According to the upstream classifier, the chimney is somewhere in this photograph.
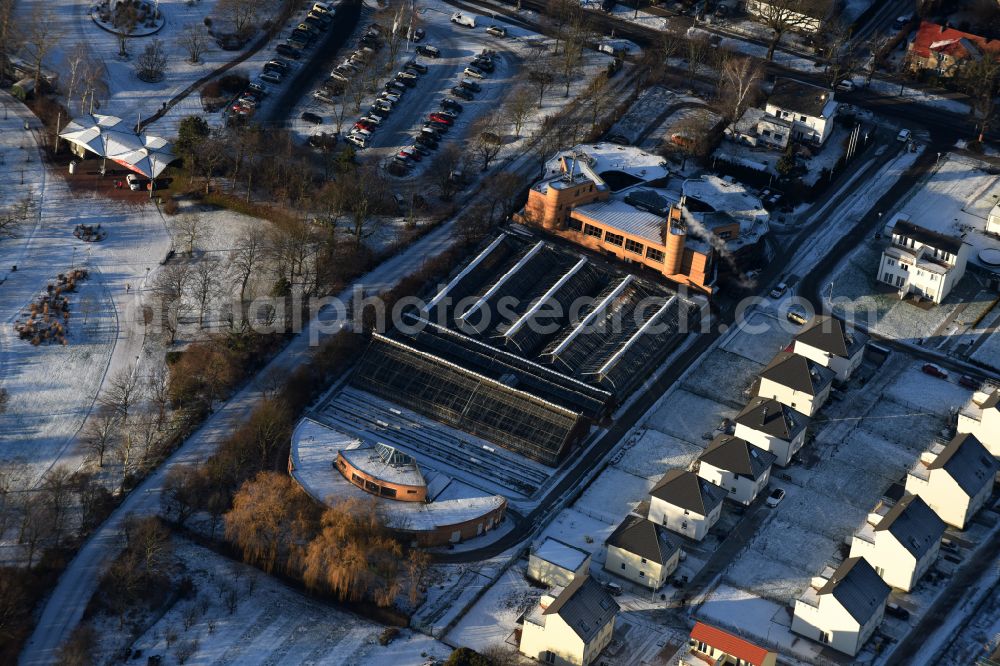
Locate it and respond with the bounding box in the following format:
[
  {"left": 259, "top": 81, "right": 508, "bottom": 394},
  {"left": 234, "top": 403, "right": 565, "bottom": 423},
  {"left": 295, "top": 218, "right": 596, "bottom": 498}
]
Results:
[{"left": 920, "top": 450, "right": 937, "bottom": 466}]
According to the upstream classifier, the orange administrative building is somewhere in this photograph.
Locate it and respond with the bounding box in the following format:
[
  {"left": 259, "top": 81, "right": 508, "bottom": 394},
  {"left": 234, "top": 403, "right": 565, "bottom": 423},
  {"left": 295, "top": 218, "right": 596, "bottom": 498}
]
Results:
[{"left": 515, "top": 146, "right": 767, "bottom": 294}]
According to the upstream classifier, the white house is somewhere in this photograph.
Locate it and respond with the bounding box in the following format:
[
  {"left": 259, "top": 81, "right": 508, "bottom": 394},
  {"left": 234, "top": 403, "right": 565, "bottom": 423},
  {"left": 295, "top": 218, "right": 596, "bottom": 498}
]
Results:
[
  {"left": 648, "top": 469, "right": 726, "bottom": 541},
  {"left": 793, "top": 316, "right": 868, "bottom": 383},
  {"left": 520, "top": 575, "right": 619, "bottom": 666},
  {"left": 697, "top": 435, "right": 776, "bottom": 506},
  {"left": 757, "top": 351, "right": 835, "bottom": 416},
  {"left": 989, "top": 201, "right": 1000, "bottom": 235},
  {"left": 791, "top": 557, "right": 891, "bottom": 657},
  {"left": 957, "top": 383, "right": 1000, "bottom": 457},
  {"left": 528, "top": 537, "right": 592, "bottom": 587},
  {"left": 848, "top": 495, "right": 945, "bottom": 592},
  {"left": 734, "top": 396, "right": 810, "bottom": 467},
  {"left": 905, "top": 433, "right": 998, "bottom": 529},
  {"left": 727, "top": 78, "right": 838, "bottom": 149},
  {"left": 604, "top": 514, "right": 680, "bottom": 590},
  {"left": 877, "top": 218, "right": 970, "bottom": 304}
]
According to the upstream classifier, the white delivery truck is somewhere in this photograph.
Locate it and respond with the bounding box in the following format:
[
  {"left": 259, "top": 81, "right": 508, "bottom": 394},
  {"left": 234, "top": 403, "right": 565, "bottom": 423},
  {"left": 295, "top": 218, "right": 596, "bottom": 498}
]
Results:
[{"left": 451, "top": 12, "right": 476, "bottom": 28}]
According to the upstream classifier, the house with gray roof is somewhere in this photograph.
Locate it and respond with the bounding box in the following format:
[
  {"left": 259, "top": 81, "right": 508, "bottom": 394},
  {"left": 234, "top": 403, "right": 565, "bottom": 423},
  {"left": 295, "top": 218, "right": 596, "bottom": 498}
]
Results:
[
  {"left": 734, "top": 396, "right": 810, "bottom": 467},
  {"left": 728, "top": 77, "right": 838, "bottom": 148},
  {"left": 757, "top": 351, "right": 835, "bottom": 416},
  {"left": 878, "top": 217, "right": 970, "bottom": 304},
  {"left": 604, "top": 514, "right": 680, "bottom": 590},
  {"left": 849, "top": 495, "right": 945, "bottom": 592},
  {"left": 520, "top": 575, "right": 619, "bottom": 666},
  {"left": 696, "top": 435, "right": 777, "bottom": 506},
  {"left": 792, "top": 557, "right": 891, "bottom": 656},
  {"left": 648, "top": 469, "right": 726, "bottom": 541},
  {"left": 958, "top": 382, "right": 1000, "bottom": 457},
  {"left": 793, "top": 315, "right": 869, "bottom": 382},
  {"left": 906, "top": 433, "right": 999, "bottom": 529}
]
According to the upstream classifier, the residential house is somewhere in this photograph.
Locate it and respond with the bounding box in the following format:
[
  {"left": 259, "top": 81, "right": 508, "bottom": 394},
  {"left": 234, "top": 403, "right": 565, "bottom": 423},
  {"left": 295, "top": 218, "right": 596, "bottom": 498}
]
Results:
[
  {"left": 877, "top": 217, "right": 970, "bottom": 304},
  {"left": 727, "top": 79, "right": 838, "bottom": 149},
  {"left": 793, "top": 315, "right": 868, "bottom": 382},
  {"left": 604, "top": 514, "right": 680, "bottom": 590},
  {"left": 745, "top": 0, "right": 834, "bottom": 33},
  {"left": 520, "top": 575, "right": 619, "bottom": 666},
  {"left": 648, "top": 469, "right": 726, "bottom": 541},
  {"left": 696, "top": 435, "right": 776, "bottom": 506},
  {"left": 757, "top": 351, "right": 835, "bottom": 416},
  {"left": 528, "top": 537, "right": 592, "bottom": 587},
  {"left": 958, "top": 383, "right": 1000, "bottom": 457},
  {"left": 689, "top": 622, "right": 778, "bottom": 666},
  {"left": 906, "top": 21, "right": 1000, "bottom": 77},
  {"left": 848, "top": 495, "right": 945, "bottom": 592},
  {"left": 906, "top": 433, "right": 999, "bottom": 529},
  {"left": 734, "top": 396, "right": 810, "bottom": 467},
  {"left": 791, "top": 557, "right": 891, "bottom": 657}
]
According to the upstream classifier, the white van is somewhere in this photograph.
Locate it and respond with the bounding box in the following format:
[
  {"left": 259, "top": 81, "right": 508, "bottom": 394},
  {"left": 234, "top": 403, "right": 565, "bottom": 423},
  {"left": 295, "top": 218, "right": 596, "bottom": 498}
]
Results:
[
  {"left": 451, "top": 12, "right": 476, "bottom": 28},
  {"left": 346, "top": 133, "right": 368, "bottom": 149}
]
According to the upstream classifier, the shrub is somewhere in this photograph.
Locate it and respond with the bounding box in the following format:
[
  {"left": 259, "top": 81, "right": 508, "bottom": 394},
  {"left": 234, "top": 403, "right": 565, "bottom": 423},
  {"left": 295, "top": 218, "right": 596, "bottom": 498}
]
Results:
[
  {"left": 378, "top": 627, "right": 400, "bottom": 646},
  {"left": 163, "top": 196, "right": 179, "bottom": 215}
]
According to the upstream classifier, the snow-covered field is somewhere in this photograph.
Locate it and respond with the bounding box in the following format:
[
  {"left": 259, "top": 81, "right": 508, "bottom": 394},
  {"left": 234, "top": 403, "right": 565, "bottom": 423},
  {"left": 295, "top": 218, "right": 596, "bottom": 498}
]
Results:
[
  {"left": 644, "top": 388, "right": 736, "bottom": 444},
  {"left": 90, "top": 537, "right": 451, "bottom": 665},
  {"left": 446, "top": 562, "right": 540, "bottom": 654}
]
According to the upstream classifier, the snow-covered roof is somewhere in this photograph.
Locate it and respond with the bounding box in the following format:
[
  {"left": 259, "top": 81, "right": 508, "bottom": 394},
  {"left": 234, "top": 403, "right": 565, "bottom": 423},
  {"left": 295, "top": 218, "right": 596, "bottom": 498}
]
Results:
[
  {"left": 542, "top": 143, "right": 669, "bottom": 188},
  {"left": 532, "top": 537, "right": 590, "bottom": 572},
  {"left": 340, "top": 444, "right": 425, "bottom": 487},
  {"left": 681, "top": 175, "right": 768, "bottom": 224},
  {"left": 573, "top": 199, "right": 665, "bottom": 244},
  {"left": 289, "top": 419, "right": 506, "bottom": 532}
]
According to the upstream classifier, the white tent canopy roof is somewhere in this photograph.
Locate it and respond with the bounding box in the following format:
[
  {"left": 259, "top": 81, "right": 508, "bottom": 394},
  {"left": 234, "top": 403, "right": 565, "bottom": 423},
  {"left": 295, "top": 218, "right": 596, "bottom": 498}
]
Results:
[{"left": 59, "top": 116, "right": 176, "bottom": 178}]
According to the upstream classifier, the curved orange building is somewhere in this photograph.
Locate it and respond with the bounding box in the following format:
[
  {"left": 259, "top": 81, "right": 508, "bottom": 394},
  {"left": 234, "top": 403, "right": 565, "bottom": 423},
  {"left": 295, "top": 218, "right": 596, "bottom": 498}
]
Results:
[{"left": 336, "top": 444, "right": 427, "bottom": 502}]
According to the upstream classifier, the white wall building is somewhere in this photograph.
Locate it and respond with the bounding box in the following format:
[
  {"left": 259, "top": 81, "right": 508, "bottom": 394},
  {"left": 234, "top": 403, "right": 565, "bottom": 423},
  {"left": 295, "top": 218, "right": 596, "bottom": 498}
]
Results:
[
  {"left": 763, "top": 78, "right": 838, "bottom": 145},
  {"left": 957, "top": 383, "right": 1000, "bottom": 457},
  {"left": 696, "top": 435, "right": 776, "bottom": 506},
  {"left": 877, "top": 218, "right": 970, "bottom": 304},
  {"left": 520, "top": 575, "right": 618, "bottom": 666},
  {"left": 988, "top": 201, "right": 1000, "bottom": 235},
  {"left": 906, "top": 433, "right": 998, "bottom": 529},
  {"left": 734, "top": 396, "right": 810, "bottom": 467},
  {"left": 604, "top": 514, "right": 680, "bottom": 590},
  {"left": 528, "top": 537, "right": 592, "bottom": 588},
  {"left": 848, "top": 495, "right": 945, "bottom": 592},
  {"left": 791, "top": 557, "right": 890, "bottom": 657},
  {"left": 648, "top": 469, "right": 726, "bottom": 541},
  {"left": 793, "top": 316, "right": 868, "bottom": 382},
  {"left": 757, "top": 351, "right": 835, "bottom": 417}
]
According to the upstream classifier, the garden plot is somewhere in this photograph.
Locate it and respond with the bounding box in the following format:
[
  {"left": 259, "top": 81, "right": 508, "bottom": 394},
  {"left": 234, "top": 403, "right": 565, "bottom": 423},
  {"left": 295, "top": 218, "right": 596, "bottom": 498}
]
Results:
[
  {"left": 91, "top": 538, "right": 451, "bottom": 666},
  {"left": 537, "top": 507, "right": 617, "bottom": 556},
  {"left": 808, "top": 458, "right": 899, "bottom": 512},
  {"left": 573, "top": 466, "right": 656, "bottom": 525},
  {"left": 645, "top": 389, "right": 735, "bottom": 445},
  {"left": 884, "top": 367, "right": 972, "bottom": 415},
  {"left": 680, "top": 349, "right": 763, "bottom": 407},
  {"left": 722, "top": 546, "right": 814, "bottom": 604},
  {"left": 856, "top": 398, "right": 946, "bottom": 450},
  {"left": 778, "top": 490, "right": 867, "bottom": 543},
  {"left": 446, "top": 562, "right": 542, "bottom": 654},
  {"left": 721, "top": 311, "right": 793, "bottom": 365},
  {"left": 973, "top": 328, "right": 1000, "bottom": 371},
  {"left": 612, "top": 428, "right": 702, "bottom": 481}
]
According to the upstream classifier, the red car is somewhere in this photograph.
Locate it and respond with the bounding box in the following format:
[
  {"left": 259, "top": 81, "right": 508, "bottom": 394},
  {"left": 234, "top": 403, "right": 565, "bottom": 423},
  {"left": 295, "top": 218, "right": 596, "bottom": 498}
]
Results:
[
  {"left": 354, "top": 120, "right": 375, "bottom": 131},
  {"left": 399, "top": 147, "right": 422, "bottom": 162},
  {"left": 922, "top": 363, "right": 948, "bottom": 379},
  {"left": 428, "top": 113, "right": 454, "bottom": 125}
]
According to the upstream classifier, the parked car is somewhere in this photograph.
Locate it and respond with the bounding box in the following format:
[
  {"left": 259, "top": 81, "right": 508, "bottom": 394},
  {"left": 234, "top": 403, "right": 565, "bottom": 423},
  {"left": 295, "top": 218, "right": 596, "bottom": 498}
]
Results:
[
  {"left": 379, "top": 91, "right": 401, "bottom": 104},
  {"left": 959, "top": 374, "right": 982, "bottom": 390},
  {"left": 885, "top": 602, "right": 910, "bottom": 621},
  {"left": 417, "top": 45, "right": 440, "bottom": 58},
  {"left": 451, "top": 86, "right": 474, "bottom": 100},
  {"left": 394, "top": 74, "right": 417, "bottom": 88},
  {"left": 354, "top": 119, "right": 375, "bottom": 132},
  {"left": 429, "top": 112, "right": 454, "bottom": 125},
  {"left": 835, "top": 79, "right": 855, "bottom": 92},
  {"left": 472, "top": 57, "right": 494, "bottom": 72},
  {"left": 897, "top": 128, "right": 911, "bottom": 142},
  {"left": 411, "top": 143, "right": 431, "bottom": 157},
  {"left": 786, "top": 306, "right": 809, "bottom": 326},
  {"left": 385, "top": 80, "right": 407, "bottom": 93},
  {"left": 451, "top": 12, "right": 476, "bottom": 28},
  {"left": 301, "top": 111, "right": 323, "bottom": 125},
  {"left": 304, "top": 15, "right": 327, "bottom": 31},
  {"left": 368, "top": 105, "right": 389, "bottom": 118},
  {"left": 411, "top": 27, "right": 426, "bottom": 41},
  {"left": 406, "top": 60, "right": 428, "bottom": 74},
  {"left": 921, "top": 363, "right": 948, "bottom": 379},
  {"left": 766, "top": 488, "right": 785, "bottom": 507},
  {"left": 459, "top": 79, "right": 481, "bottom": 93},
  {"left": 346, "top": 134, "right": 368, "bottom": 149},
  {"left": 264, "top": 59, "right": 289, "bottom": 73},
  {"left": 260, "top": 71, "right": 283, "bottom": 84},
  {"left": 464, "top": 66, "right": 486, "bottom": 79},
  {"left": 425, "top": 120, "right": 449, "bottom": 132},
  {"left": 415, "top": 135, "right": 438, "bottom": 149},
  {"left": 435, "top": 109, "right": 458, "bottom": 120},
  {"left": 361, "top": 114, "right": 383, "bottom": 126},
  {"left": 397, "top": 70, "right": 418, "bottom": 81},
  {"left": 399, "top": 147, "right": 422, "bottom": 162},
  {"left": 605, "top": 582, "right": 622, "bottom": 596},
  {"left": 769, "top": 282, "right": 787, "bottom": 299},
  {"left": 276, "top": 44, "right": 302, "bottom": 59},
  {"left": 893, "top": 14, "right": 912, "bottom": 30},
  {"left": 126, "top": 173, "right": 144, "bottom": 191},
  {"left": 486, "top": 25, "right": 507, "bottom": 37},
  {"left": 441, "top": 98, "right": 463, "bottom": 112},
  {"left": 247, "top": 81, "right": 269, "bottom": 96}
]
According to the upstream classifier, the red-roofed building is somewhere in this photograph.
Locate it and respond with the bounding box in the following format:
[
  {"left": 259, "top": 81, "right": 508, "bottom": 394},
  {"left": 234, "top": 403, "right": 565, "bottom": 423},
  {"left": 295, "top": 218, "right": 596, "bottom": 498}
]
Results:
[
  {"left": 689, "top": 622, "right": 778, "bottom": 666},
  {"left": 906, "top": 21, "right": 1000, "bottom": 77}
]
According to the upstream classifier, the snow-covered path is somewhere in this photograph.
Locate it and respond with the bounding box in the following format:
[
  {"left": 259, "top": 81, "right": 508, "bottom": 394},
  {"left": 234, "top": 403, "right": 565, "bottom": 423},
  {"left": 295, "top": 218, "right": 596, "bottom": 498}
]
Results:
[{"left": 18, "top": 214, "right": 458, "bottom": 665}]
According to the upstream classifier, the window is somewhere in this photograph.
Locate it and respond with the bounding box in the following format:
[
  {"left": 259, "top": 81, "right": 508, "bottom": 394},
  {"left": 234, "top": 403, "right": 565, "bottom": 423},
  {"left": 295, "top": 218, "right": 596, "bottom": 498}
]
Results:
[
  {"left": 883, "top": 272, "right": 893, "bottom": 284},
  {"left": 683, "top": 509, "right": 690, "bottom": 516},
  {"left": 604, "top": 231, "right": 624, "bottom": 246},
  {"left": 901, "top": 263, "right": 908, "bottom": 271},
  {"left": 895, "top": 275, "right": 905, "bottom": 288},
  {"left": 584, "top": 224, "right": 603, "bottom": 238},
  {"left": 887, "top": 258, "right": 895, "bottom": 266},
  {"left": 647, "top": 247, "right": 665, "bottom": 263},
  {"left": 625, "top": 238, "right": 644, "bottom": 255},
  {"left": 800, "top": 115, "right": 807, "bottom": 121},
  {"left": 876, "top": 566, "right": 885, "bottom": 576},
  {"left": 719, "top": 230, "right": 732, "bottom": 240},
  {"left": 639, "top": 571, "right": 645, "bottom": 578},
  {"left": 762, "top": 129, "right": 771, "bottom": 137},
  {"left": 931, "top": 274, "right": 937, "bottom": 280},
  {"left": 640, "top": 557, "right": 647, "bottom": 564},
  {"left": 380, "top": 486, "right": 397, "bottom": 498},
  {"left": 774, "top": 134, "right": 784, "bottom": 142},
  {"left": 567, "top": 218, "right": 582, "bottom": 231},
  {"left": 621, "top": 562, "right": 626, "bottom": 570},
  {"left": 544, "top": 651, "right": 556, "bottom": 664},
  {"left": 820, "top": 632, "right": 831, "bottom": 645}
]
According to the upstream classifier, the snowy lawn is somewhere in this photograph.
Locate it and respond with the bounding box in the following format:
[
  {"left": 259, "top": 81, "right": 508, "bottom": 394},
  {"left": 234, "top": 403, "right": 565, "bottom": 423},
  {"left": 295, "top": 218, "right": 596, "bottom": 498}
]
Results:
[
  {"left": 721, "top": 310, "right": 793, "bottom": 365},
  {"left": 972, "top": 328, "right": 1000, "bottom": 371},
  {"left": 856, "top": 398, "right": 946, "bottom": 450},
  {"left": 537, "top": 507, "right": 618, "bottom": 556},
  {"left": 883, "top": 367, "right": 972, "bottom": 415},
  {"left": 681, "top": 349, "right": 763, "bottom": 407},
  {"left": 573, "top": 466, "right": 656, "bottom": 526},
  {"left": 644, "top": 389, "right": 737, "bottom": 445},
  {"left": 612, "top": 428, "right": 703, "bottom": 481},
  {"left": 446, "top": 562, "right": 541, "bottom": 654}
]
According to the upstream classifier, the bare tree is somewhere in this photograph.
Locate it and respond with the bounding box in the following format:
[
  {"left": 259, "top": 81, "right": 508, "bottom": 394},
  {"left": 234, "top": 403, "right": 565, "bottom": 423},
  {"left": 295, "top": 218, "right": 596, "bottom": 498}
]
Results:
[
  {"left": 79, "top": 52, "right": 109, "bottom": 113},
  {"left": 749, "top": 0, "right": 821, "bottom": 60},
  {"left": 470, "top": 112, "right": 505, "bottom": 171},
  {"left": 217, "top": 0, "right": 263, "bottom": 38},
  {"left": 101, "top": 365, "right": 141, "bottom": 421},
  {"left": 717, "top": 54, "right": 764, "bottom": 122},
  {"left": 18, "top": 498, "right": 54, "bottom": 567},
  {"left": 83, "top": 405, "right": 119, "bottom": 467},
  {"left": 189, "top": 258, "right": 219, "bottom": 328},
  {"left": 583, "top": 74, "right": 616, "bottom": 134},
  {"left": 173, "top": 214, "right": 203, "bottom": 255},
  {"left": 62, "top": 43, "right": 90, "bottom": 115},
  {"left": 146, "top": 365, "right": 171, "bottom": 429},
  {"left": 863, "top": 33, "right": 891, "bottom": 86},
  {"left": 559, "top": 18, "right": 587, "bottom": 97},
  {"left": 135, "top": 39, "right": 168, "bottom": 82},
  {"left": 529, "top": 66, "right": 556, "bottom": 109},
  {"left": 687, "top": 35, "right": 711, "bottom": 83},
  {"left": 114, "top": 2, "right": 140, "bottom": 57},
  {"left": 230, "top": 227, "right": 264, "bottom": 303},
  {"left": 502, "top": 85, "right": 535, "bottom": 139},
  {"left": 154, "top": 262, "right": 191, "bottom": 343},
  {"left": 0, "top": 0, "right": 20, "bottom": 80},
  {"left": 817, "top": 21, "right": 857, "bottom": 87},
  {"left": 41, "top": 466, "right": 74, "bottom": 545},
  {"left": 177, "top": 24, "right": 209, "bottom": 64},
  {"left": 24, "top": 5, "right": 61, "bottom": 91},
  {"left": 430, "top": 144, "right": 464, "bottom": 200}
]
